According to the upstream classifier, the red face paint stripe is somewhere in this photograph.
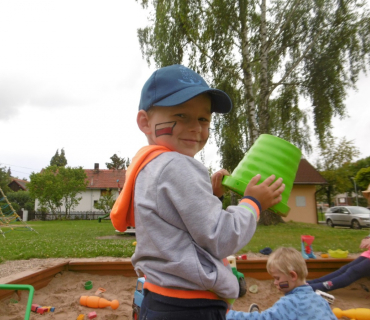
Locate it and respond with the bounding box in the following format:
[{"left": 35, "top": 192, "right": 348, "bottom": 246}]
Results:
[
  {"left": 155, "top": 121, "right": 176, "bottom": 137},
  {"left": 156, "top": 127, "right": 173, "bottom": 136}
]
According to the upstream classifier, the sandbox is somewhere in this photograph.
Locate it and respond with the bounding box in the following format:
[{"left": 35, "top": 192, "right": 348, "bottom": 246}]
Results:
[{"left": 1, "top": 258, "right": 369, "bottom": 320}]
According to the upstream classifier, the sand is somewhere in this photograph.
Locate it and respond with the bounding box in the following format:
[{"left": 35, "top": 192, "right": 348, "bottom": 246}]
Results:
[{"left": 0, "top": 258, "right": 369, "bottom": 319}]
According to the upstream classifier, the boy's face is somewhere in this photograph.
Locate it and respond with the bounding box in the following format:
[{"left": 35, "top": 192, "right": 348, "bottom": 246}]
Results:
[
  {"left": 269, "top": 267, "right": 297, "bottom": 294},
  {"left": 145, "top": 94, "right": 212, "bottom": 157}
]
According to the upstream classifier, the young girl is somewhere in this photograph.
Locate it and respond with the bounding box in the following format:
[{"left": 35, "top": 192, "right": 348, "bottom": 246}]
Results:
[{"left": 308, "top": 237, "right": 370, "bottom": 292}]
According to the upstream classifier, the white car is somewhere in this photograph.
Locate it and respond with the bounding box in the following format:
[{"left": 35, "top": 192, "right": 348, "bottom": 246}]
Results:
[{"left": 325, "top": 206, "right": 370, "bottom": 229}]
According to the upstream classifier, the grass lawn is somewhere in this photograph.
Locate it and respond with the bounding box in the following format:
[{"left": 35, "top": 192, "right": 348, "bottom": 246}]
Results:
[{"left": 0, "top": 220, "right": 368, "bottom": 264}]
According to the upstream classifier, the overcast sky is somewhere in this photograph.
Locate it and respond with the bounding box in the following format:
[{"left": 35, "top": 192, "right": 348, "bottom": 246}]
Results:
[{"left": 1, "top": 1, "right": 369, "bottom": 180}]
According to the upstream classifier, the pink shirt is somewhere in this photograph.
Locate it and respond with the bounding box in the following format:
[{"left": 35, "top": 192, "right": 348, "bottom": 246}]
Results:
[{"left": 361, "top": 248, "right": 370, "bottom": 259}]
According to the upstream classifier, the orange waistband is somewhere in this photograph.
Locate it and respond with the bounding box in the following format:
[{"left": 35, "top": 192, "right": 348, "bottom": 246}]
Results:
[{"left": 143, "top": 282, "right": 221, "bottom": 300}]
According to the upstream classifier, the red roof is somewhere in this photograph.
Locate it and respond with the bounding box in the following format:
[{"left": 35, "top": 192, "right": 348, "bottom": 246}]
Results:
[
  {"left": 8, "top": 178, "right": 28, "bottom": 191},
  {"left": 84, "top": 169, "right": 126, "bottom": 189},
  {"left": 294, "top": 159, "right": 327, "bottom": 185}
]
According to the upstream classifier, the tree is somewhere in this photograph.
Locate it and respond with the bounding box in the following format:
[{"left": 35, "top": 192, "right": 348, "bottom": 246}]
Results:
[
  {"left": 28, "top": 166, "right": 63, "bottom": 215},
  {"left": 50, "top": 148, "right": 68, "bottom": 167},
  {"left": 136, "top": 0, "right": 370, "bottom": 223},
  {"left": 94, "top": 189, "right": 116, "bottom": 214},
  {"left": 57, "top": 166, "right": 88, "bottom": 217},
  {"left": 28, "top": 166, "right": 87, "bottom": 218},
  {"left": 316, "top": 137, "right": 360, "bottom": 206},
  {"left": 0, "top": 165, "right": 11, "bottom": 194},
  {"left": 105, "top": 154, "right": 130, "bottom": 170},
  {"left": 6, "top": 191, "right": 35, "bottom": 214},
  {"left": 137, "top": 0, "right": 369, "bottom": 149},
  {"left": 355, "top": 167, "right": 370, "bottom": 191}
]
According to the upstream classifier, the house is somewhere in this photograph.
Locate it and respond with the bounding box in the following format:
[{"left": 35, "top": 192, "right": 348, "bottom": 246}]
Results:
[
  {"left": 69, "top": 163, "right": 126, "bottom": 212},
  {"left": 34, "top": 163, "right": 126, "bottom": 213},
  {"left": 8, "top": 178, "right": 28, "bottom": 192},
  {"left": 283, "top": 158, "right": 327, "bottom": 224},
  {"left": 34, "top": 160, "right": 325, "bottom": 223}
]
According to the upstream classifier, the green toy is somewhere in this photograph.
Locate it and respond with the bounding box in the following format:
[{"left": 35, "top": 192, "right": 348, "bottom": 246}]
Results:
[
  {"left": 0, "top": 284, "right": 35, "bottom": 320},
  {"left": 222, "top": 134, "right": 301, "bottom": 216}
]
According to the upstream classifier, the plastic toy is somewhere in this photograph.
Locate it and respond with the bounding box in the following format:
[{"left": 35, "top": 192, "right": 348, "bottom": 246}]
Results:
[
  {"left": 132, "top": 277, "right": 145, "bottom": 320},
  {"left": 301, "top": 235, "right": 316, "bottom": 259},
  {"left": 36, "top": 307, "right": 48, "bottom": 315},
  {"left": 31, "top": 303, "right": 55, "bottom": 314},
  {"left": 227, "top": 255, "right": 247, "bottom": 297},
  {"left": 80, "top": 296, "right": 119, "bottom": 309},
  {"left": 0, "top": 284, "right": 34, "bottom": 320},
  {"left": 236, "top": 254, "right": 247, "bottom": 260},
  {"left": 328, "top": 249, "right": 348, "bottom": 258},
  {"left": 43, "top": 306, "right": 55, "bottom": 312},
  {"left": 332, "top": 307, "right": 370, "bottom": 319},
  {"left": 222, "top": 134, "right": 301, "bottom": 216},
  {"left": 249, "top": 285, "right": 258, "bottom": 293},
  {"left": 95, "top": 287, "right": 106, "bottom": 295},
  {"left": 77, "top": 315, "right": 85, "bottom": 320},
  {"left": 315, "top": 290, "right": 334, "bottom": 304},
  {"left": 85, "top": 281, "right": 93, "bottom": 290},
  {"left": 88, "top": 311, "right": 97, "bottom": 319},
  {"left": 31, "top": 304, "right": 39, "bottom": 312}
]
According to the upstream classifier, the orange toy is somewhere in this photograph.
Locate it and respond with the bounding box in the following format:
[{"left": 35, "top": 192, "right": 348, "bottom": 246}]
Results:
[
  {"left": 80, "top": 296, "right": 119, "bottom": 310},
  {"left": 332, "top": 307, "right": 370, "bottom": 320}
]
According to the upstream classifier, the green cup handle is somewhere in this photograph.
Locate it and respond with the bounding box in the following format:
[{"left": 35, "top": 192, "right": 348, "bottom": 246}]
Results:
[{"left": 0, "top": 284, "right": 35, "bottom": 320}]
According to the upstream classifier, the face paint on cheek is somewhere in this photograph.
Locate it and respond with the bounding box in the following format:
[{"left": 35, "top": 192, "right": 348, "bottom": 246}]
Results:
[
  {"left": 279, "top": 281, "right": 289, "bottom": 289},
  {"left": 155, "top": 121, "right": 177, "bottom": 137}
]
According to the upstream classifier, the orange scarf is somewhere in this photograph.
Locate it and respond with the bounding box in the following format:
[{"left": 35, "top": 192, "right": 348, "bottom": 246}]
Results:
[{"left": 110, "top": 145, "right": 171, "bottom": 232}]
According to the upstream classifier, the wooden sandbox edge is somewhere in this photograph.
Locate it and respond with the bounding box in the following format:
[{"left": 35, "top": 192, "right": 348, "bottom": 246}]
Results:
[{"left": 0, "top": 258, "right": 355, "bottom": 300}]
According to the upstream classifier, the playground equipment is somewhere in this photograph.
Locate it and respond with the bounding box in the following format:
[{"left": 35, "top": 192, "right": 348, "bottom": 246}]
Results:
[
  {"left": 222, "top": 134, "right": 301, "bottom": 217},
  {"left": 332, "top": 307, "right": 370, "bottom": 320},
  {"left": 98, "top": 212, "right": 110, "bottom": 222},
  {"left": 0, "top": 284, "right": 35, "bottom": 320},
  {"left": 0, "top": 187, "right": 37, "bottom": 237},
  {"left": 80, "top": 296, "right": 119, "bottom": 310},
  {"left": 301, "top": 235, "right": 316, "bottom": 259}
]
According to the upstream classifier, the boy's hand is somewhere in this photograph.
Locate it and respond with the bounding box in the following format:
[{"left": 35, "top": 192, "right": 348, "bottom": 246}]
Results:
[
  {"left": 244, "top": 174, "right": 285, "bottom": 211},
  {"left": 211, "top": 169, "right": 230, "bottom": 198}
]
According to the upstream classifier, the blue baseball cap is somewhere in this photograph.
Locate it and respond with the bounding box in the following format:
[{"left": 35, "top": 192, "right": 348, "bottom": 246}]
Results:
[{"left": 139, "top": 64, "right": 232, "bottom": 113}]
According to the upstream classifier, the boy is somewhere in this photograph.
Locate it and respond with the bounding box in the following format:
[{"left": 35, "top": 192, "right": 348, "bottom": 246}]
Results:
[
  {"left": 226, "top": 247, "right": 337, "bottom": 320},
  {"left": 111, "top": 64, "right": 285, "bottom": 319}
]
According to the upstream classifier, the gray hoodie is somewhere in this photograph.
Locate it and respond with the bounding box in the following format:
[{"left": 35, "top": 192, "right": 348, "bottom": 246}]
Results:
[{"left": 131, "top": 152, "right": 259, "bottom": 299}]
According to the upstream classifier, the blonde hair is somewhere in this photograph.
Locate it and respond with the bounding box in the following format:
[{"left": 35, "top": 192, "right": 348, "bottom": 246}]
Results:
[{"left": 266, "top": 247, "right": 308, "bottom": 281}]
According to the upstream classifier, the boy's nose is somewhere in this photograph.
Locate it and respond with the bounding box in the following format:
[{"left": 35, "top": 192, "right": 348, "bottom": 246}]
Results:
[{"left": 188, "top": 118, "right": 202, "bottom": 132}]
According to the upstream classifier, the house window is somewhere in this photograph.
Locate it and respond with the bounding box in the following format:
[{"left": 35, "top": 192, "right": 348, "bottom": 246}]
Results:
[
  {"left": 296, "top": 196, "right": 306, "bottom": 207},
  {"left": 101, "top": 189, "right": 112, "bottom": 196},
  {"left": 339, "top": 198, "right": 346, "bottom": 204}
]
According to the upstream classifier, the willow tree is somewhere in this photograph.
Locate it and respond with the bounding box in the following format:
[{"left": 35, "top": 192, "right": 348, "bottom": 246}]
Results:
[{"left": 136, "top": 0, "right": 370, "bottom": 222}]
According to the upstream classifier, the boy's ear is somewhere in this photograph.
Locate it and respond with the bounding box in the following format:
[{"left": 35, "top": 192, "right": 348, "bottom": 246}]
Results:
[
  {"left": 137, "top": 110, "right": 151, "bottom": 134},
  {"left": 289, "top": 271, "right": 298, "bottom": 281}
]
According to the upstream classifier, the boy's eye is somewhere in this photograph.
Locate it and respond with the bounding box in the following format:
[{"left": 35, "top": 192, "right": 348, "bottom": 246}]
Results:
[
  {"left": 175, "top": 114, "right": 185, "bottom": 118},
  {"left": 199, "top": 117, "right": 210, "bottom": 122}
]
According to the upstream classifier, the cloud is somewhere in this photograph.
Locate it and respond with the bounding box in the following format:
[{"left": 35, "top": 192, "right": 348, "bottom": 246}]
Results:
[{"left": 0, "top": 77, "right": 88, "bottom": 121}]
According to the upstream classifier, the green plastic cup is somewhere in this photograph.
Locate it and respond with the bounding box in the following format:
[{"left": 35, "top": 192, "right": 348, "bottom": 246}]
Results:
[{"left": 222, "top": 134, "right": 301, "bottom": 216}]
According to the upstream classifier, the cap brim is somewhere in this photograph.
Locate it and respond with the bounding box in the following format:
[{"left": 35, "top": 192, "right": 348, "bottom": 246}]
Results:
[{"left": 153, "top": 86, "right": 232, "bottom": 114}]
